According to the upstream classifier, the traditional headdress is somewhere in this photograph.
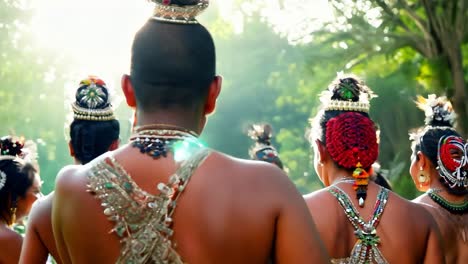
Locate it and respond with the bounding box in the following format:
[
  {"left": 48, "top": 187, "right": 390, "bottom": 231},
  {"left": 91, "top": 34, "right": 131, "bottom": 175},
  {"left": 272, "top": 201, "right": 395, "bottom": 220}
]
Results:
[
  {"left": 315, "top": 75, "right": 378, "bottom": 207},
  {"left": 248, "top": 124, "right": 283, "bottom": 169},
  {"left": 413, "top": 95, "right": 467, "bottom": 190},
  {"left": 415, "top": 94, "right": 457, "bottom": 128},
  {"left": 71, "top": 76, "right": 115, "bottom": 121},
  {"left": 151, "top": 0, "right": 209, "bottom": 24},
  {"left": 319, "top": 76, "right": 376, "bottom": 113}
]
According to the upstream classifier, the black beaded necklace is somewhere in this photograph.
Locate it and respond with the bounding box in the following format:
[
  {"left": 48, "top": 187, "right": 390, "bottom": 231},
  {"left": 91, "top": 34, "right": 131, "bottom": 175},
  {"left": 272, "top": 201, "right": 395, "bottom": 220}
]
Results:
[{"left": 129, "top": 124, "right": 201, "bottom": 159}]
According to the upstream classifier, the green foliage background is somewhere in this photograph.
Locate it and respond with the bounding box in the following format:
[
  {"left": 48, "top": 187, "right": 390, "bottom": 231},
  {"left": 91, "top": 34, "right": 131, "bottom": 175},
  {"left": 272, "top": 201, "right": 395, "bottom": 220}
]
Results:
[{"left": 1, "top": 1, "right": 467, "bottom": 199}]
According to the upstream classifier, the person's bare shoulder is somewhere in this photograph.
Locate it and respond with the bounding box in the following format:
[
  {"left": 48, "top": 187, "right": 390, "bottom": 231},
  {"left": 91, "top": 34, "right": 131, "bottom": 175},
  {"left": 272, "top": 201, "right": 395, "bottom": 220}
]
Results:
[
  {"left": 392, "top": 192, "right": 431, "bottom": 216},
  {"left": 28, "top": 193, "right": 54, "bottom": 227},
  {"left": 55, "top": 165, "right": 86, "bottom": 195},
  {"left": 389, "top": 192, "right": 437, "bottom": 232},
  {"left": 207, "top": 153, "right": 330, "bottom": 263},
  {"left": 0, "top": 228, "right": 22, "bottom": 263},
  {"left": 304, "top": 188, "right": 333, "bottom": 207},
  {"left": 208, "top": 152, "right": 298, "bottom": 199}
]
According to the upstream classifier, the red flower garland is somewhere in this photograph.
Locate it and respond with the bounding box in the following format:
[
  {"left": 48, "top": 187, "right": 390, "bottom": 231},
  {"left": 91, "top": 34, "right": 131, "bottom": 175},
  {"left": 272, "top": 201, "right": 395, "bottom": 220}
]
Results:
[{"left": 325, "top": 112, "right": 378, "bottom": 169}]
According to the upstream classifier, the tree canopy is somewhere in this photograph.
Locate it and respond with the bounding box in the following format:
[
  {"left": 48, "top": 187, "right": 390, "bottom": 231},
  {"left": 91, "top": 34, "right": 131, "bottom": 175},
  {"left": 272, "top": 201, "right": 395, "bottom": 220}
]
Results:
[{"left": 1, "top": 0, "right": 466, "bottom": 199}]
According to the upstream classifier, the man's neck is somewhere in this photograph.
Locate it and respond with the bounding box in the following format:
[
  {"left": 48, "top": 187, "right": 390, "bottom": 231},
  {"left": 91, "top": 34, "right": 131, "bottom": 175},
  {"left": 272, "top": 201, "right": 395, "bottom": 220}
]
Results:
[{"left": 136, "top": 111, "right": 203, "bottom": 135}]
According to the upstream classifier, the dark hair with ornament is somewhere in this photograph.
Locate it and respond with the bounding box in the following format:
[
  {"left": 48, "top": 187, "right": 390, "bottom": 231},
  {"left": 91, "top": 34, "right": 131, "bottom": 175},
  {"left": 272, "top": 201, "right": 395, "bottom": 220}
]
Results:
[
  {"left": 0, "top": 136, "right": 37, "bottom": 226},
  {"left": 70, "top": 76, "right": 120, "bottom": 164},
  {"left": 410, "top": 95, "right": 467, "bottom": 195},
  {"left": 309, "top": 75, "right": 378, "bottom": 207},
  {"left": 248, "top": 124, "right": 284, "bottom": 169}
]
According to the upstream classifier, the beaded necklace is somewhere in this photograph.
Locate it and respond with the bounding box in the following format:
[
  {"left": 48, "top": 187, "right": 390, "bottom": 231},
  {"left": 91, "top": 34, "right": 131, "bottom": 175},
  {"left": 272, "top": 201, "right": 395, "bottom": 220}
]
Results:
[
  {"left": 328, "top": 186, "right": 389, "bottom": 263},
  {"left": 427, "top": 189, "right": 468, "bottom": 215},
  {"left": 333, "top": 177, "right": 355, "bottom": 185},
  {"left": 129, "top": 124, "right": 201, "bottom": 159}
]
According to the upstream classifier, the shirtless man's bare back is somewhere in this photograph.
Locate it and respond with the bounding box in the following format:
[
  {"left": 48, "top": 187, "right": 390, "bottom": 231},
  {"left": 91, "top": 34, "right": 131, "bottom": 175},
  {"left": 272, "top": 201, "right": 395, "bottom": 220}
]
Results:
[{"left": 52, "top": 1, "right": 328, "bottom": 263}]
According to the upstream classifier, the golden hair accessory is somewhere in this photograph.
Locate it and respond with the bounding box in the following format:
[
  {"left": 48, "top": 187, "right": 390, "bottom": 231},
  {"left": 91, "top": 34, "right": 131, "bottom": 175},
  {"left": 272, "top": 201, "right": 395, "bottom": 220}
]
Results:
[
  {"left": 151, "top": 0, "right": 209, "bottom": 24},
  {"left": 324, "top": 100, "right": 370, "bottom": 113},
  {"left": 319, "top": 74, "right": 375, "bottom": 113},
  {"left": 72, "top": 103, "right": 115, "bottom": 121}
]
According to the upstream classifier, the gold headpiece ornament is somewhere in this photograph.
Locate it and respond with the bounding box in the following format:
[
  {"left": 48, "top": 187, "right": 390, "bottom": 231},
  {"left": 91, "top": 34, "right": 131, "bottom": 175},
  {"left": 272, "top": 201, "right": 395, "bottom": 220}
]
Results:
[
  {"left": 72, "top": 76, "right": 115, "bottom": 121},
  {"left": 151, "top": 0, "right": 209, "bottom": 24},
  {"left": 320, "top": 74, "right": 376, "bottom": 113}
]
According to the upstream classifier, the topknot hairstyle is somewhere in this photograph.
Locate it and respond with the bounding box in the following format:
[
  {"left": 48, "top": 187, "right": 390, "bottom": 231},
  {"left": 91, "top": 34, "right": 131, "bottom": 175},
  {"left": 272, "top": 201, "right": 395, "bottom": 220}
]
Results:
[
  {"left": 70, "top": 76, "right": 120, "bottom": 164},
  {"left": 330, "top": 77, "right": 370, "bottom": 102},
  {"left": 410, "top": 94, "right": 467, "bottom": 195},
  {"left": 415, "top": 94, "right": 457, "bottom": 127},
  {"left": 248, "top": 124, "right": 284, "bottom": 169},
  {"left": 310, "top": 74, "right": 378, "bottom": 206},
  {"left": 72, "top": 76, "right": 115, "bottom": 121}
]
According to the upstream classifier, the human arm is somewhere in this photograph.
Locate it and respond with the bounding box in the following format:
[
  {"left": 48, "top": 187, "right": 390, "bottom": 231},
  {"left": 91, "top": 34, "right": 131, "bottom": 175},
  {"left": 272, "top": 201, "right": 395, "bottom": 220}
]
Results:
[
  {"left": 272, "top": 168, "right": 329, "bottom": 263},
  {"left": 19, "top": 201, "right": 50, "bottom": 263},
  {"left": 51, "top": 166, "right": 78, "bottom": 264}
]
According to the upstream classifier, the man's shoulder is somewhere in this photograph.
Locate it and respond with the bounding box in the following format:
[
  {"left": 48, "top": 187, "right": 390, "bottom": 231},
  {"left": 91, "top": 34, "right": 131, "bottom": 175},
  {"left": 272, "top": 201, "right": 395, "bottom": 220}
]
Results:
[
  {"left": 54, "top": 159, "right": 106, "bottom": 204},
  {"left": 55, "top": 165, "right": 87, "bottom": 193},
  {"left": 29, "top": 193, "right": 54, "bottom": 226},
  {"left": 208, "top": 151, "right": 290, "bottom": 185}
]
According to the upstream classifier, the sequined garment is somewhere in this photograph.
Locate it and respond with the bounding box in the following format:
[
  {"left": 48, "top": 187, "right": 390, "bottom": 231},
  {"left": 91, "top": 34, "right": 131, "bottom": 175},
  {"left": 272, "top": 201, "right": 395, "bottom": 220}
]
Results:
[
  {"left": 87, "top": 148, "right": 211, "bottom": 264},
  {"left": 328, "top": 186, "right": 389, "bottom": 264}
]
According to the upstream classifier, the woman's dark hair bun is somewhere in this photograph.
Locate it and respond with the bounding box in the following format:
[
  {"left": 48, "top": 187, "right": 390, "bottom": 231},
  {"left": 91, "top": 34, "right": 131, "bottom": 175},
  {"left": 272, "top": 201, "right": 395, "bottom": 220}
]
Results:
[{"left": 416, "top": 94, "right": 456, "bottom": 127}]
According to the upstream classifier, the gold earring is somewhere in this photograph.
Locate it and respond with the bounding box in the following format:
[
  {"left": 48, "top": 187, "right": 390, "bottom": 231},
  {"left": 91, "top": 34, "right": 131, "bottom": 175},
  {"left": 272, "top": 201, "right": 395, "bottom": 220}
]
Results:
[
  {"left": 418, "top": 167, "right": 429, "bottom": 187},
  {"left": 9, "top": 207, "right": 17, "bottom": 226}
]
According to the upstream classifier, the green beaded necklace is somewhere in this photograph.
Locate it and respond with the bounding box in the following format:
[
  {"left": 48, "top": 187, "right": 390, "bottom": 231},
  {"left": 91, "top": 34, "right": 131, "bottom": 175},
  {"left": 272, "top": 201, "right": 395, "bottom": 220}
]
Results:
[{"left": 427, "top": 189, "right": 468, "bottom": 215}]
